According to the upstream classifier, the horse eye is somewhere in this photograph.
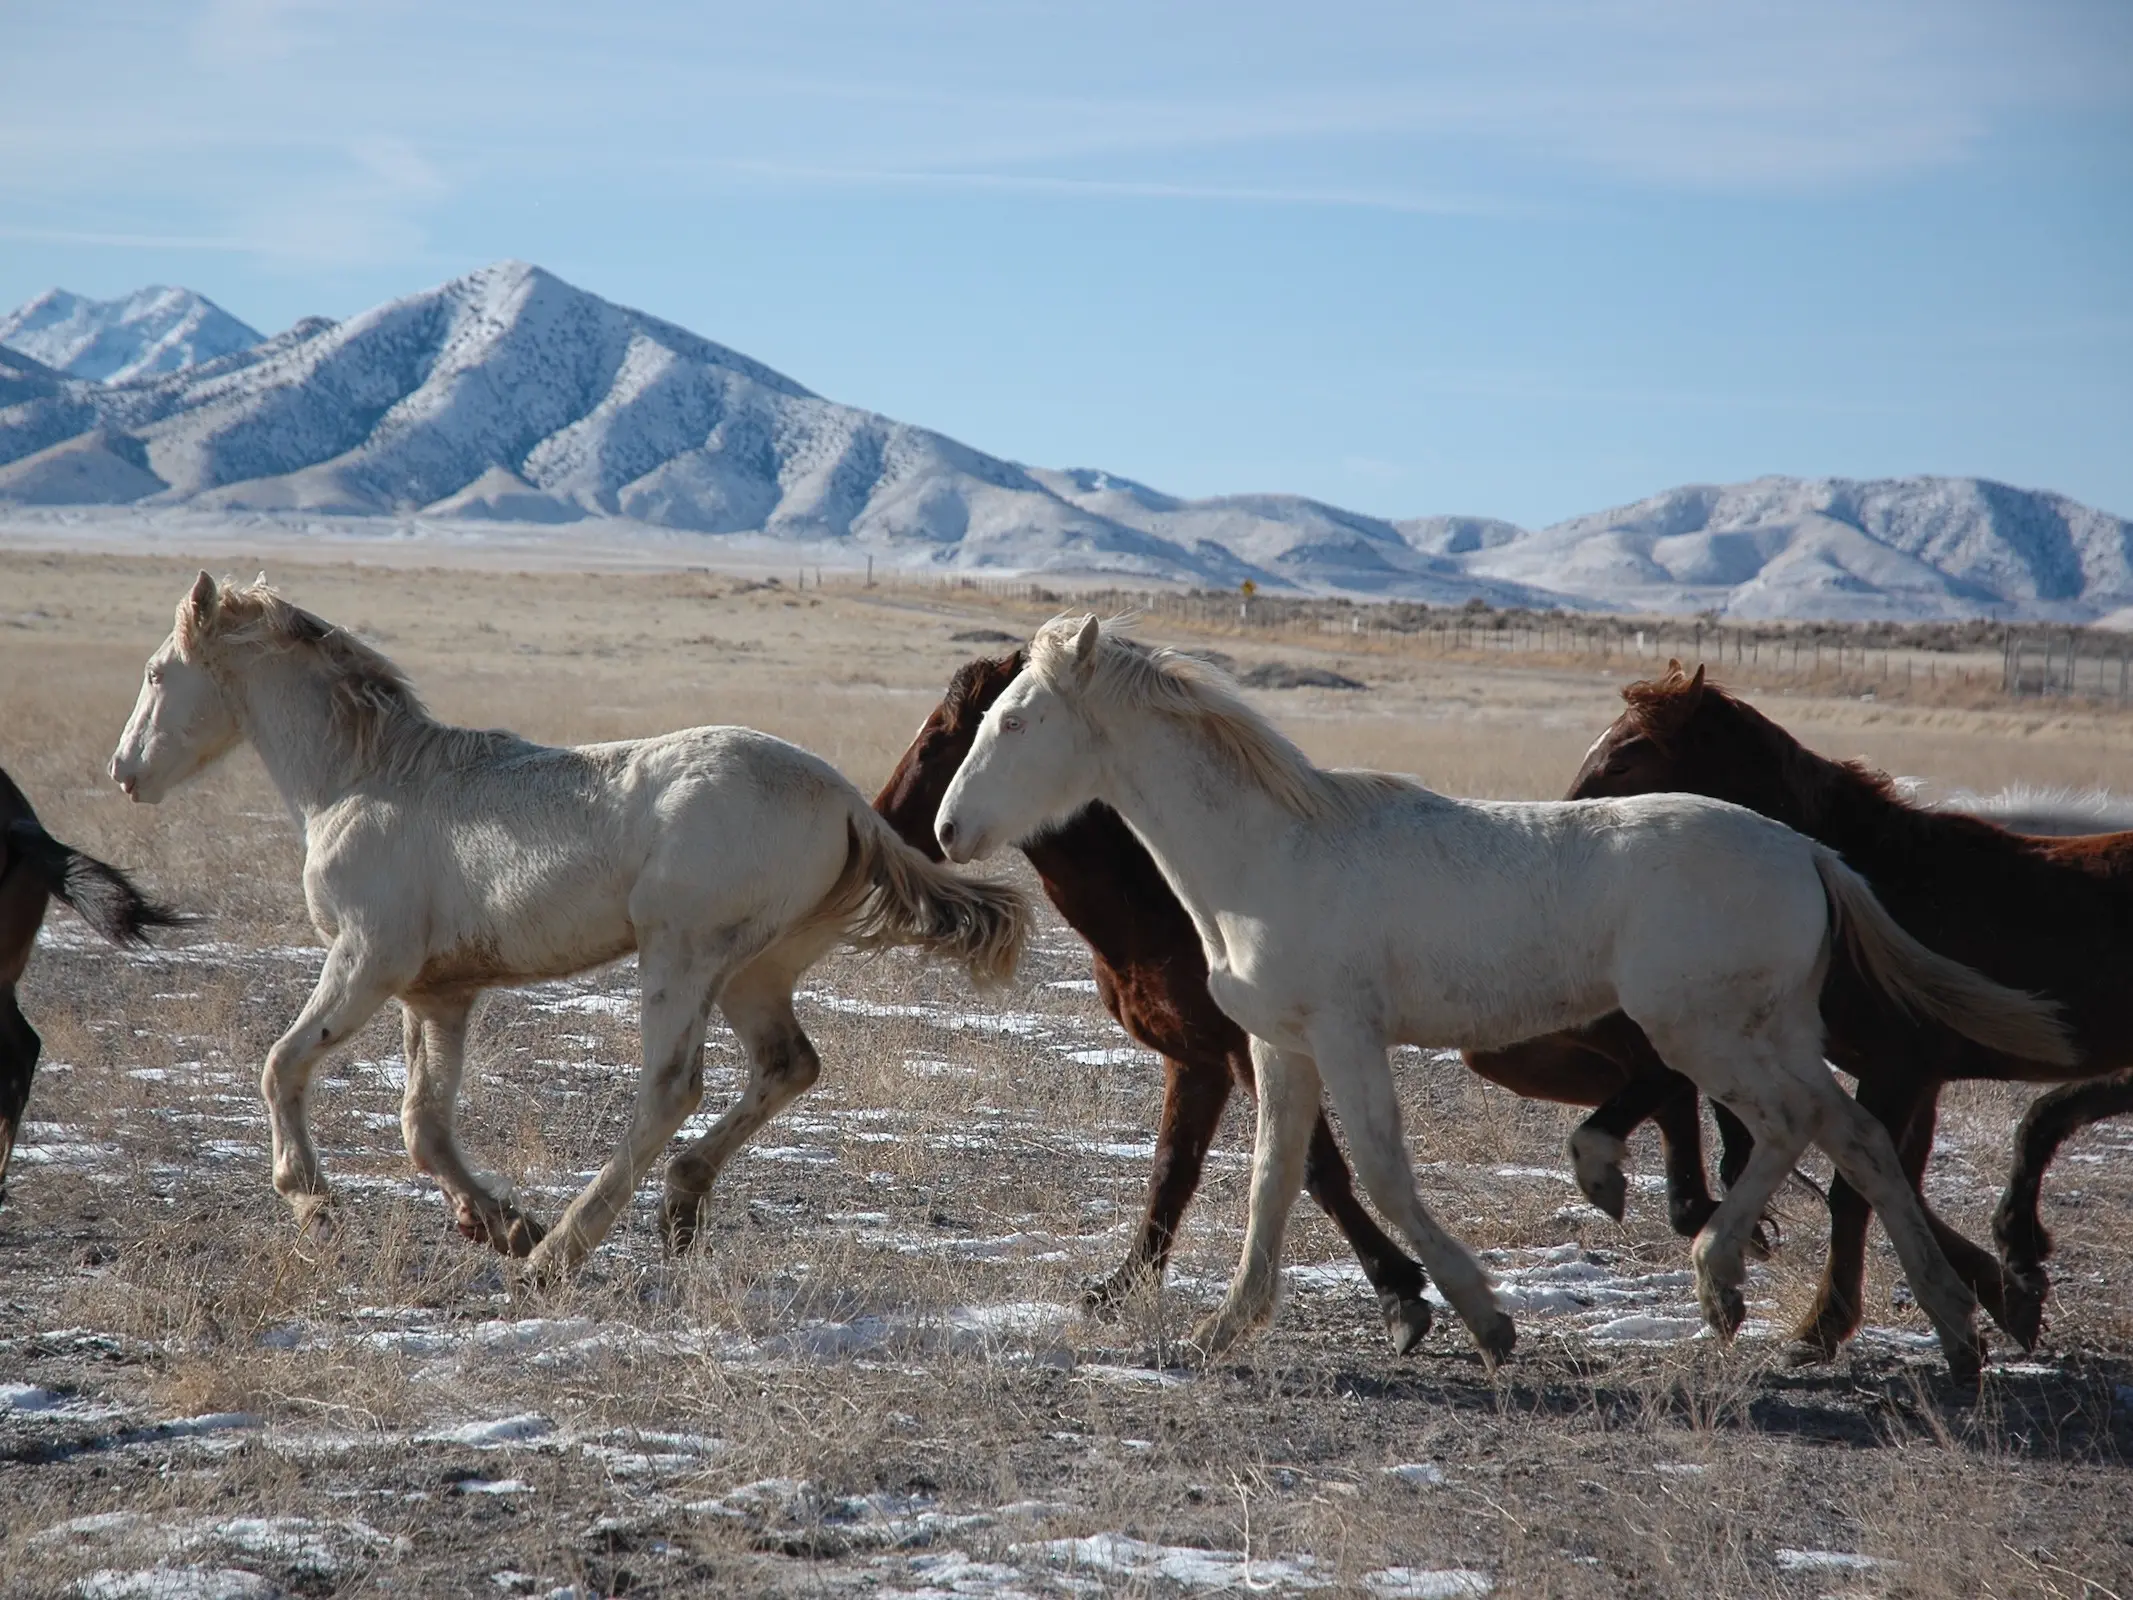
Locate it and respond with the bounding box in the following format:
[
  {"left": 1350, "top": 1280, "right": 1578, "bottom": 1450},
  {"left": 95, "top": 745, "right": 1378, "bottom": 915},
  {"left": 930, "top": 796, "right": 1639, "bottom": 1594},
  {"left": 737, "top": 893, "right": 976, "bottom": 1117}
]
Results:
[{"left": 1001, "top": 714, "right": 1024, "bottom": 733}]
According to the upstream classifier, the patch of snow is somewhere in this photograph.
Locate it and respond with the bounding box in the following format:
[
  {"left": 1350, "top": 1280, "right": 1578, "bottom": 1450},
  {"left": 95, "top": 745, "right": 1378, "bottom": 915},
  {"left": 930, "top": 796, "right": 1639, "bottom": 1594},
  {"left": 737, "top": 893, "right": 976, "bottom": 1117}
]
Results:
[
  {"left": 1013, "top": 1532, "right": 1329, "bottom": 1590},
  {"left": 1774, "top": 1549, "right": 1894, "bottom": 1573},
  {"left": 78, "top": 1570, "right": 277, "bottom": 1600},
  {"left": 1361, "top": 1569, "right": 1494, "bottom": 1599},
  {"left": 1385, "top": 1462, "right": 1447, "bottom": 1488}
]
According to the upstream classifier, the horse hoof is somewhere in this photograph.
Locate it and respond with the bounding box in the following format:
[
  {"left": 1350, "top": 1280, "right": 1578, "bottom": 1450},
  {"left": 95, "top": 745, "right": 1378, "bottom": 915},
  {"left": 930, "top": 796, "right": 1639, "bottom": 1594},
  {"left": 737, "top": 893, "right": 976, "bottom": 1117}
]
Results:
[
  {"left": 498, "top": 1211, "right": 546, "bottom": 1258},
  {"left": 1667, "top": 1200, "right": 1718, "bottom": 1241},
  {"left": 1568, "top": 1128, "right": 1630, "bottom": 1222},
  {"left": 1939, "top": 1328, "right": 1984, "bottom": 1391},
  {"left": 1473, "top": 1312, "right": 1516, "bottom": 1370},
  {"left": 290, "top": 1194, "right": 335, "bottom": 1240},
  {"left": 662, "top": 1196, "right": 704, "bottom": 1255},
  {"left": 1080, "top": 1268, "right": 1141, "bottom": 1319},
  {"left": 1999, "top": 1265, "right": 2049, "bottom": 1352},
  {"left": 1698, "top": 1283, "right": 1746, "bottom": 1342},
  {"left": 1780, "top": 1337, "right": 1837, "bottom": 1369},
  {"left": 1379, "top": 1290, "right": 1433, "bottom": 1357}
]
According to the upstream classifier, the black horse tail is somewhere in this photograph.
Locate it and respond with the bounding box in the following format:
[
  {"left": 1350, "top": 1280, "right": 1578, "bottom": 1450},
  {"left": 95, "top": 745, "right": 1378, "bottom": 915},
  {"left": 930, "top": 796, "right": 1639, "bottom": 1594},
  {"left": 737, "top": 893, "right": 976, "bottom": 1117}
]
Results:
[{"left": 6, "top": 819, "right": 187, "bottom": 946}]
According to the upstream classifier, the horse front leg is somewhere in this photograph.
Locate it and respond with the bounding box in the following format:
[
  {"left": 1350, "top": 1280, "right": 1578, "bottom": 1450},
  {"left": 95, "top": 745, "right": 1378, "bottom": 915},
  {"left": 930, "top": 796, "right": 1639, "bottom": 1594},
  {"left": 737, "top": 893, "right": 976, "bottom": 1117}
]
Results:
[
  {"left": 261, "top": 937, "right": 398, "bottom": 1232},
  {"left": 1190, "top": 1035, "right": 1318, "bottom": 1357},
  {"left": 1085, "top": 1054, "right": 1230, "bottom": 1316},
  {"left": 1994, "top": 1070, "right": 2133, "bottom": 1350}
]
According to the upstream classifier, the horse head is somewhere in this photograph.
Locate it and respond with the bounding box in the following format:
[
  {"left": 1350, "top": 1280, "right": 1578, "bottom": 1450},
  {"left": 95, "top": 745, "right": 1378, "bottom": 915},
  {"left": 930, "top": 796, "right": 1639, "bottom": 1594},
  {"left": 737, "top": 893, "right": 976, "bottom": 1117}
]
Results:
[
  {"left": 110, "top": 572, "right": 245, "bottom": 803},
  {"left": 873, "top": 651, "right": 1026, "bottom": 860}
]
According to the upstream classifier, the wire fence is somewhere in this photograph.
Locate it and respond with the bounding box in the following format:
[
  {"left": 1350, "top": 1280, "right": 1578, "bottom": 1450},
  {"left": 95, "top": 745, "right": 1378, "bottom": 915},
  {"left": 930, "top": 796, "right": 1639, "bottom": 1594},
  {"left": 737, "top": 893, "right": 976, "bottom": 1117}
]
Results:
[{"left": 778, "top": 566, "right": 2133, "bottom": 707}]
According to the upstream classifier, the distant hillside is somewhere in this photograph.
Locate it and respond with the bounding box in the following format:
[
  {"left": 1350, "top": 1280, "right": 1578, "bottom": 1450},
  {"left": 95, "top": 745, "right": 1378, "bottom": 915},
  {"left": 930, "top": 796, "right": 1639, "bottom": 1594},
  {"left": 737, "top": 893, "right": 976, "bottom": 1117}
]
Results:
[
  {"left": 0, "top": 287, "right": 263, "bottom": 384},
  {"left": 0, "top": 263, "right": 2125, "bottom": 619}
]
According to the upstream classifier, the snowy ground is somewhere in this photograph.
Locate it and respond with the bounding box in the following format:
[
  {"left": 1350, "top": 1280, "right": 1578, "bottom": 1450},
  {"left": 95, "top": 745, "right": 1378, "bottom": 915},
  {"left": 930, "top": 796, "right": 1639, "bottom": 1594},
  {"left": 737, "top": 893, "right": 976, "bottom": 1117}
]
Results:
[{"left": 4, "top": 909, "right": 2131, "bottom": 1598}]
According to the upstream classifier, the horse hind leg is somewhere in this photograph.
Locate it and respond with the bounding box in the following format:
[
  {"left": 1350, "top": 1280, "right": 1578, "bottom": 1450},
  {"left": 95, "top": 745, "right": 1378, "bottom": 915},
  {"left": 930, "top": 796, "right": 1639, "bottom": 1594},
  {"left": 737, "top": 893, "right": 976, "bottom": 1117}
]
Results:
[
  {"left": 0, "top": 987, "right": 39, "bottom": 1203},
  {"left": 1803, "top": 1073, "right": 1982, "bottom": 1384},
  {"left": 1994, "top": 1069, "right": 2133, "bottom": 1350},
  {"left": 399, "top": 993, "right": 544, "bottom": 1258},
  {"left": 661, "top": 942, "right": 824, "bottom": 1253},
  {"left": 1084, "top": 1054, "right": 1230, "bottom": 1316},
  {"left": 527, "top": 929, "right": 751, "bottom": 1278}
]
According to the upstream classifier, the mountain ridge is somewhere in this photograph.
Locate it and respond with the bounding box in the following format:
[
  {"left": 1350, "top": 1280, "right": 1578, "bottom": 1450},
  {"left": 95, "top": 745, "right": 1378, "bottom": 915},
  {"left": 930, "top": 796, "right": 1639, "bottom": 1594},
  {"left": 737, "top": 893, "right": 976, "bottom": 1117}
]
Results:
[{"left": 0, "top": 263, "right": 2125, "bottom": 620}]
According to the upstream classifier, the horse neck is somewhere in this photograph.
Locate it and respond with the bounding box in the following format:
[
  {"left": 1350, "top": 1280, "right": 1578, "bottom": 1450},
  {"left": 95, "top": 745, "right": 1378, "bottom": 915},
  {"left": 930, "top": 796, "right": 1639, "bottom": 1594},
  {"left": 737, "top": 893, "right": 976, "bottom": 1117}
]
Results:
[
  {"left": 225, "top": 649, "right": 372, "bottom": 816},
  {"left": 1090, "top": 706, "right": 1296, "bottom": 925},
  {"left": 1021, "top": 804, "right": 1186, "bottom": 964}
]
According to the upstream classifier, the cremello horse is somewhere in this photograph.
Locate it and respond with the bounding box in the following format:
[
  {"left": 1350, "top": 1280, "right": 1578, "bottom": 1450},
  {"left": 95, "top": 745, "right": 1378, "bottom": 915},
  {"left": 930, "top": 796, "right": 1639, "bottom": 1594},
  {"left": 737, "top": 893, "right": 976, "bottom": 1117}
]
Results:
[
  {"left": 935, "top": 617, "right": 2075, "bottom": 1380},
  {"left": 110, "top": 574, "right": 1027, "bottom": 1276}
]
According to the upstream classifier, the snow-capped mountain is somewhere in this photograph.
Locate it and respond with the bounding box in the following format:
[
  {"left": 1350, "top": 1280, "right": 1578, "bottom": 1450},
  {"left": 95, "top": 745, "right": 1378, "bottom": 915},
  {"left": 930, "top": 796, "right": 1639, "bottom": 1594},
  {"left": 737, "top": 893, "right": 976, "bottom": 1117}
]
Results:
[
  {"left": 1454, "top": 478, "right": 2133, "bottom": 622},
  {"left": 0, "top": 287, "right": 263, "bottom": 384},
  {"left": 0, "top": 261, "right": 2125, "bottom": 618}
]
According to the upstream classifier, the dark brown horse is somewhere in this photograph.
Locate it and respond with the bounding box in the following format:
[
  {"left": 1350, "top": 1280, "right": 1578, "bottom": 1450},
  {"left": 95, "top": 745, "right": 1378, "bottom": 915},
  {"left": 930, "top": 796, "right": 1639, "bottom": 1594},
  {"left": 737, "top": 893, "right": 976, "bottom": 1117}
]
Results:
[
  {"left": 875, "top": 655, "right": 1748, "bottom": 1349},
  {"left": 1518, "top": 665, "right": 2132, "bottom": 1357},
  {"left": 0, "top": 765, "right": 183, "bottom": 1198}
]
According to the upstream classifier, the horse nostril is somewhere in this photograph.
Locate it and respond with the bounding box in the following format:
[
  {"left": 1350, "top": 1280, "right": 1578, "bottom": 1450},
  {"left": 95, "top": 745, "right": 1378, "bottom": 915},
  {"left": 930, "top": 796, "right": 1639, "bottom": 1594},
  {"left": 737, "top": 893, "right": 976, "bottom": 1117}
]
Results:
[{"left": 937, "top": 819, "right": 958, "bottom": 849}]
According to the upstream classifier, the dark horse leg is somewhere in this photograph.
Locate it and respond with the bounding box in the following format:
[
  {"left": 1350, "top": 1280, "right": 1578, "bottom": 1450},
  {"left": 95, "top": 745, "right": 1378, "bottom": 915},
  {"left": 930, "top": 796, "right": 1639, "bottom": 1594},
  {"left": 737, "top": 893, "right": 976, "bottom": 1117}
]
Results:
[
  {"left": 1084, "top": 1056, "right": 1231, "bottom": 1312},
  {"left": 1575, "top": 1069, "right": 1765, "bottom": 1245},
  {"left": 1993, "top": 1069, "right": 2133, "bottom": 1350},
  {"left": 1088, "top": 1053, "right": 1435, "bottom": 1354},
  {"left": 0, "top": 987, "right": 39, "bottom": 1204},
  {"left": 1789, "top": 1076, "right": 2010, "bottom": 1362},
  {"left": 1301, "top": 1111, "right": 1434, "bottom": 1355}
]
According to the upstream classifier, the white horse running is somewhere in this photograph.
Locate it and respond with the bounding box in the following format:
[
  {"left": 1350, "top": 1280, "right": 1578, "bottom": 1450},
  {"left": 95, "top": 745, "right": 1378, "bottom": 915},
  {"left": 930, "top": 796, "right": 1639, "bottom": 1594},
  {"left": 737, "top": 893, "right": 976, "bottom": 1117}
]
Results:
[
  {"left": 109, "top": 573, "right": 1027, "bottom": 1276},
  {"left": 935, "top": 617, "right": 2075, "bottom": 1379}
]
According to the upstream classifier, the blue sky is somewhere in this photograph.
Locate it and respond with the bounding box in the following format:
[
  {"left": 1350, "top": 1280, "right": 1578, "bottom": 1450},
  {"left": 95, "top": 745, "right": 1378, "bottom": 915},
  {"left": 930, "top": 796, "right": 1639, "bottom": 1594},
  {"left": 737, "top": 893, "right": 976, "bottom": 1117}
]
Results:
[{"left": 2, "top": 0, "right": 2128, "bottom": 527}]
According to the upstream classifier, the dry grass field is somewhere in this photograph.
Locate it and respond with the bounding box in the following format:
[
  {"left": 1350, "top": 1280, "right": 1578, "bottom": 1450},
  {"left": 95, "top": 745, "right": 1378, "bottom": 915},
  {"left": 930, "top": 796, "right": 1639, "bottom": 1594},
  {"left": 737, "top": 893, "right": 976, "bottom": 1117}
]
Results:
[{"left": 1, "top": 547, "right": 2130, "bottom": 1599}]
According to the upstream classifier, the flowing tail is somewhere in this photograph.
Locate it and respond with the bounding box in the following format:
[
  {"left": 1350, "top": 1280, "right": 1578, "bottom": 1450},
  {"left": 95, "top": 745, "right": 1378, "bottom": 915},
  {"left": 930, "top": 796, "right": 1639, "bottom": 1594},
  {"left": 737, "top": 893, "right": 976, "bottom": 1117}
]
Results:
[
  {"left": 1815, "top": 849, "right": 2077, "bottom": 1067},
  {"left": 817, "top": 808, "right": 1030, "bottom": 987},
  {"left": 6, "top": 818, "right": 187, "bottom": 946}
]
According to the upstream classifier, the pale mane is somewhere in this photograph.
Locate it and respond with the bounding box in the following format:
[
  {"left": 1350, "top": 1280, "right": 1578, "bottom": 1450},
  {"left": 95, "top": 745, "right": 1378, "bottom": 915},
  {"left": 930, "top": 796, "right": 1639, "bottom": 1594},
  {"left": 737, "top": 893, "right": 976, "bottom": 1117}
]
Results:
[
  {"left": 199, "top": 580, "right": 527, "bottom": 783},
  {"left": 1028, "top": 616, "right": 1415, "bottom": 821}
]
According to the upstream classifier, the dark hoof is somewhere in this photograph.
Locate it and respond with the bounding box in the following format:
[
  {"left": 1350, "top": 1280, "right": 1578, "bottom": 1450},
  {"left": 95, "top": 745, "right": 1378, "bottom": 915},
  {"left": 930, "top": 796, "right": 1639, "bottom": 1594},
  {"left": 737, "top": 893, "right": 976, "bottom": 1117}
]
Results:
[
  {"left": 1744, "top": 1217, "right": 1777, "bottom": 1261},
  {"left": 1668, "top": 1198, "right": 1719, "bottom": 1240},
  {"left": 1781, "top": 1337, "right": 1838, "bottom": 1369},
  {"left": 497, "top": 1210, "right": 546, "bottom": 1258},
  {"left": 1474, "top": 1312, "right": 1517, "bottom": 1371},
  {"left": 1079, "top": 1264, "right": 1148, "bottom": 1319},
  {"left": 662, "top": 1194, "right": 705, "bottom": 1255},
  {"left": 1378, "top": 1288, "right": 1433, "bottom": 1356},
  {"left": 1582, "top": 1166, "right": 1628, "bottom": 1223},
  {"left": 1991, "top": 1199, "right": 2051, "bottom": 1267},
  {"left": 1942, "top": 1334, "right": 1984, "bottom": 1392},
  {"left": 1999, "top": 1263, "right": 2050, "bottom": 1352},
  {"left": 1700, "top": 1282, "right": 1747, "bottom": 1342}
]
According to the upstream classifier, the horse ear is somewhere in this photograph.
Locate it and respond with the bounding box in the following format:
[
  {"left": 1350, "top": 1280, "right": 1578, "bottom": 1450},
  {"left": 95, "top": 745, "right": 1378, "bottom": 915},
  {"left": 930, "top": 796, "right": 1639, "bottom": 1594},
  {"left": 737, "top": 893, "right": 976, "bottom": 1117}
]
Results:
[
  {"left": 1073, "top": 615, "right": 1101, "bottom": 664},
  {"left": 176, "top": 571, "right": 218, "bottom": 650},
  {"left": 1686, "top": 663, "right": 1707, "bottom": 699},
  {"left": 1666, "top": 657, "right": 1683, "bottom": 675},
  {"left": 188, "top": 570, "right": 217, "bottom": 612}
]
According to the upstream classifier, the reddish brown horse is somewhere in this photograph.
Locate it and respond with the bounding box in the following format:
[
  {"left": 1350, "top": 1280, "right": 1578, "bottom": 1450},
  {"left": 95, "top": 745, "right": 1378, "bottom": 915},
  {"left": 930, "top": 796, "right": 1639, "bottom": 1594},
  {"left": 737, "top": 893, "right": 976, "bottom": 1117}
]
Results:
[
  {"left": 876, "top": 655, "right": 1750, "bottom": 1349},
  {"left": 1520, "top": 665, "right": 2132, "bottom": 1357},
  {"left": 0, "top": 765, "right": 183, "bottom": 1198}
]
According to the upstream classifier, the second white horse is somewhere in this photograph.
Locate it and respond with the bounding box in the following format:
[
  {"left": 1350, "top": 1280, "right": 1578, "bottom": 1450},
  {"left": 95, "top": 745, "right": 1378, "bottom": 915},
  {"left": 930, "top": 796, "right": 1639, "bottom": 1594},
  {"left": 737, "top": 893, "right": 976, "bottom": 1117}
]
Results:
[{"left": 935, "top": 616, "right": 2073, "bottom": 1379}]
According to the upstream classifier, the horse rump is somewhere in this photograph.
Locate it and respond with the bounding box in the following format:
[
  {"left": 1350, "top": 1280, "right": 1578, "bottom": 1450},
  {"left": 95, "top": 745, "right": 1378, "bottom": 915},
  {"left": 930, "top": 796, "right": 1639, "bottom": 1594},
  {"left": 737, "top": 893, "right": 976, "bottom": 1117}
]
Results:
[
  {"left": 6, "top": 818, "right": 187, "bottom": 946},
  {"left": 819, "top": 810, "right": 1029, "bottom": 987},
  {"left": 1815, "top": 848, "right": 2078, "bottom": 1068}
]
